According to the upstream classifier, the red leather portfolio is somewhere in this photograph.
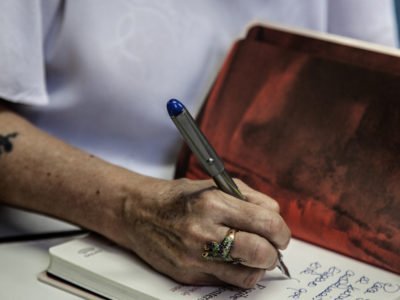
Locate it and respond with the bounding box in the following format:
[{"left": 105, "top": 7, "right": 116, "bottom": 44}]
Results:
[{"left": 176, "top": 24, "right": 400, "bottom": 274}]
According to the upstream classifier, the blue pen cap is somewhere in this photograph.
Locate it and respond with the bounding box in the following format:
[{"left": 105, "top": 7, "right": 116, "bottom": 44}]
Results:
[{"left": 167, "top": 99, "right": 185, "bottom": 117}]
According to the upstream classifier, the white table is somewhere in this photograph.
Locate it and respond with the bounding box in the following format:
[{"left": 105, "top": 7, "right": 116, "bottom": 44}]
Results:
[
  {"left": 0, "top": 237, "right": 82, "bottom": 299},
  {"left": 0, "top": 206, "right": 79, "bottom": 240},
  {"left": 0, "top": 206, "right": 83, "bottom": 299}
]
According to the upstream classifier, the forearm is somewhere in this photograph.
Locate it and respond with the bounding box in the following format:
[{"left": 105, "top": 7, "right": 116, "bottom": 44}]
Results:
[
  {"left": 0, "top": 104, "right": 292, "bottom": 288},
  {"left": 0, "top": 103, "right": 142, "bottom": 240}
]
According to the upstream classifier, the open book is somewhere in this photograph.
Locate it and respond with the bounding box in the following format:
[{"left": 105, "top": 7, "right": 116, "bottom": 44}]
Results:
[
  {"left": 41, "top": 24, "right": 400, "bottom": 299},
  {"left": 43, "top": 234, "right": 400, "bottom": 300}
]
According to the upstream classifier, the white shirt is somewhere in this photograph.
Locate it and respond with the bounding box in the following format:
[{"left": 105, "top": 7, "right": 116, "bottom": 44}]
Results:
[{"left": 0, "top": 0, "right": 397, "bottom": 179}]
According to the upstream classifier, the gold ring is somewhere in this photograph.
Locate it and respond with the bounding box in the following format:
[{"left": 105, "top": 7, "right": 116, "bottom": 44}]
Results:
[{"left": 202, "top": 229, "right": 242, "bottom": 263}]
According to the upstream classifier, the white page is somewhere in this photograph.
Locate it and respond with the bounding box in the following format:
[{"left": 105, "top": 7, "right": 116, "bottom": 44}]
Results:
[{"left": 48, "top": 236, "right": 400, "bottom": 300}]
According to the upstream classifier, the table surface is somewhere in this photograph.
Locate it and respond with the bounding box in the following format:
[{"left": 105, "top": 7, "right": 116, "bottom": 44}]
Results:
[
  {"left": 0, "top": 206, "right": 83, "bottom": 299},
  {"left": 2, "top": 207, "right": 399, "bottom": 300},
  {"left": 0, "top": 206, "right": 79, "bottom": 240}
]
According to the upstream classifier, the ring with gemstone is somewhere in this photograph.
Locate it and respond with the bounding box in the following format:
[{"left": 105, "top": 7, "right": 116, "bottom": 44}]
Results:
[{"left": 202, "top": 229, "right": 242, "bottom": 263}]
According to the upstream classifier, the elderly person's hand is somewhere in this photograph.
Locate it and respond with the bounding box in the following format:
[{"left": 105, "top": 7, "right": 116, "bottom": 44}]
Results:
[
  {"left": 0, "top": 104, "right": 290, "bottom": 289},
  {"left": 112, "top": 176, "right": 290, "bottom": 289}
]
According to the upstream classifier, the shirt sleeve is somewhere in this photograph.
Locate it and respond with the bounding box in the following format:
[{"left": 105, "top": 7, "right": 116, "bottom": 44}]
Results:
[
  {"left": 0, "top": 0, "right": 50, "bottom": 105},
  {"left": 327, "top": 0, "right": 397, "bottom": 47}
]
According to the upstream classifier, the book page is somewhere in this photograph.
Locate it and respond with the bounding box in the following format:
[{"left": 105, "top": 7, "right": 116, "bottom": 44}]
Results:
[{"left": 47, "top": 236, "right": 400, "bottom": 300}]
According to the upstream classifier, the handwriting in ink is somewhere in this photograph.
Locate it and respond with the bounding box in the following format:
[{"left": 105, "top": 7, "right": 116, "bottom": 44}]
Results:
[
  {"left": 229, "top": 287, "right": 256, "bottom": 300},
  {"left": 313, "top": 270, "right": 355, "bottom": 300},
  {"left": 364, "top": 282, "right": 400, "bottom": 294},
  {"left": 300, "top": 262, "right": 322, "bottom": 275},
  {"left": 333, "top": 270, "right": 356, "bottom": 290},
  {"left": 170, "top": 285, "right": 183, "bottom": 293},
  {"left": 355, "top": 276, "right": 370, "bottom": 285},
  {"left": 229, "top": 284, "right": 266, "bottom": 300},
  {"left": 197, "top": 287, "right": 229, "bottom": 300},
  {"left": 287, "top": 287, "right": 307, "bottom": 299},
  {"left": 307, "top": 266, "right": 341, "bottom": 287},
  {"left": 333, "top": 284, "right": 358, "bottom": 300},
  {"left": 180, "top": 286, "right": 202, "bottom": 296},
  {"left": 0, "top": 132, "right": 18, "bottom": 156}
]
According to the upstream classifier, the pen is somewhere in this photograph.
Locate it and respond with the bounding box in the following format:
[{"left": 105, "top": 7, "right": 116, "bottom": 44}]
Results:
[{"left": 166, "top": 98, "right": 290, "bottom": 278}]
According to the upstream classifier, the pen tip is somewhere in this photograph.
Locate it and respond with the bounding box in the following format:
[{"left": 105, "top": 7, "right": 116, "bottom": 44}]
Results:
[
  {"left": 277, "top": 253, "right": 291, "bottom": 278},
  {"left": 167, "top": 99, "right": 185, "bottom": 117}
]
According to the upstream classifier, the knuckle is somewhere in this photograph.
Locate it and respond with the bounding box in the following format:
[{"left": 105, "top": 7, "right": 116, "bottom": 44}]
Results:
[
  {"left": 184, "top": 222, "right": 203, "bottom": 244},
  {"left": 242, "top": 270, "right": 264, "bottom": 289},
  {"left": 197, "top": 197, "right": 212, "bottom": 211},
  {"left": 185, "top": 221, "right": 197, "bottom": 235},
  {"left": 197, "top": 192, "right": 220, "bottom": 212},
  {"left": 270, "top": 200, "right": 280, "bottom": 213},
  {"left": 250, "top": 240, "right": 268, "bottom": 266},
  {"left": 265, "top": 214, "right": 284, "bottom": 236},
  {"left": 201, "top": 187, "right": 216, "bottom": 199}
]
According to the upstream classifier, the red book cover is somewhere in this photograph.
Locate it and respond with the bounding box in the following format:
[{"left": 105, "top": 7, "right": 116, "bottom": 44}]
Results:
[{"left": 176, "top": 24, "right": 400, "bottom": 274}]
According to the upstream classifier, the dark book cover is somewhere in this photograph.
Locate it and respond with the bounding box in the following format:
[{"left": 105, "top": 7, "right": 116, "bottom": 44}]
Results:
[{"left": 176, "top": 25, "right": 400, "bottom": 274}]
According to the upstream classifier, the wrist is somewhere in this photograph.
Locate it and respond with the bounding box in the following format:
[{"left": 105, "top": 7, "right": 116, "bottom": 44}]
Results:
[
  {"left": 89, "top": 166, "right": 161, "bottom": 247},
  {"left": 80, "top": 165, "right": 134, "bottom": 243}
]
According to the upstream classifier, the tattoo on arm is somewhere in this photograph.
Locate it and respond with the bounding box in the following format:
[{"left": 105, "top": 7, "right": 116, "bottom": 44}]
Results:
[{"left": 0, "top": 132, "right": 18, "bottom": 156}]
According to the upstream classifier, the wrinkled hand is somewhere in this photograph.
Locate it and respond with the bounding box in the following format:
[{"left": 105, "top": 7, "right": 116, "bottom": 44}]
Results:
[{"left": 118, "top": 177, "right": 291, "bottom": 289}]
